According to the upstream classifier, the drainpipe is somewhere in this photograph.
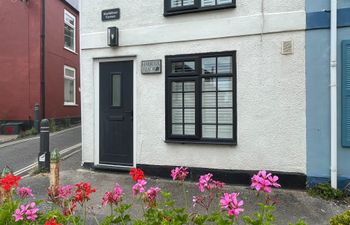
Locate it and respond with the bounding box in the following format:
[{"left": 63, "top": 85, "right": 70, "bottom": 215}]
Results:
[
  {"left": 40, "top": 0, "right": 46, "bottom": 119},
  {"left": 330, "top": 0, "right": 338, "bottom": 189}
]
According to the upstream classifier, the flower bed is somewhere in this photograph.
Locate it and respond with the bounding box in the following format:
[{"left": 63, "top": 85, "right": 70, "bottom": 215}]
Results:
[{"left": 0, "top": 167, "right": 308, "bottom": 225}]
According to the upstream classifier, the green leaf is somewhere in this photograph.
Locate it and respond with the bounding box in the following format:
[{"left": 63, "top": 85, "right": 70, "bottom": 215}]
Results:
[{"left": 330, "top": 210, "right": 350, "bottom": 225}]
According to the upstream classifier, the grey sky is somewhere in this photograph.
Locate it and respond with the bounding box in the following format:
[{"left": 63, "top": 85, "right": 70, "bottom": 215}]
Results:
[{"left": 65, "top": 0, "right": 79, "bottom": 11}]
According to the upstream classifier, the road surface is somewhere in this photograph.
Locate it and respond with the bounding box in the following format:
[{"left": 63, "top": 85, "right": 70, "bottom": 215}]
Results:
[{"left": 0, "top": 126, "right": 81, "bottom": 173}]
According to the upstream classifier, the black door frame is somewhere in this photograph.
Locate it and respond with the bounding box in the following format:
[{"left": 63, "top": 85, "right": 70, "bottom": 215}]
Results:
[{"left": 94, "top": 58, "right": 135, "bottom": 168}]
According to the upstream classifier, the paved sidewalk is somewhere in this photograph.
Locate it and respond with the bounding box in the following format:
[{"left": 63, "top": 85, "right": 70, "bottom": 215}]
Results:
[
  {"left": 0, "top": 135, "right": 18, "bottom": 143},
  {"left": 19, "top": 154, "right": 350, "bottom": 225}
]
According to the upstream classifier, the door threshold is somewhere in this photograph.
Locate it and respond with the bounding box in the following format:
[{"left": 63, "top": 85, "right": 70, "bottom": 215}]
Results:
[{"left": 94, "top": 164, "right": 133, "bottom": 172}]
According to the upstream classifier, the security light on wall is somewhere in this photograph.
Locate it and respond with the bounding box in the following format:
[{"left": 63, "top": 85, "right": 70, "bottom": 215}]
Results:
[{"left": 107, "top": 27, "right": 118, "bottom": 47}]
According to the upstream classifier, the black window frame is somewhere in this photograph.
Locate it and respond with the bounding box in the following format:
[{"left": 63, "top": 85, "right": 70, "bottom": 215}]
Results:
[
  {"left": 165, "top": 51, "right": 237, "bottom": 145},
  {"left": 164, "top": 0, "right": 236, "bottom": 17},
  {"left": 165, "top": 0, "right": 200, "bottom": 13}
]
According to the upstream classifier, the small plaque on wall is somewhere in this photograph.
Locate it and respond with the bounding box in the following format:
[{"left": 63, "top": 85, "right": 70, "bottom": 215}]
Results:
[
  {"left": 141, "top": 60, "right": 162, "bottom": 74},
  {"left": 102, "top": 8, "right": 120, "bottom": 21}
]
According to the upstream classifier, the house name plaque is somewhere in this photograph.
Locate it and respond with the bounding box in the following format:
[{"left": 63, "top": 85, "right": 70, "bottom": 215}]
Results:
[
  {"left": 141, "top": 60, "right": 162, "bottom": 74},
  {"left": 102, "top": 8, "right": 120, "bottom": 21}
]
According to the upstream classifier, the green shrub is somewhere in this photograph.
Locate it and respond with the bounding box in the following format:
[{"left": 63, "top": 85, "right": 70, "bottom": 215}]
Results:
[
  {"left": 307, "top": 183, "right": 346, "bottom": 200},
  {"left": 64, "top": 118, "right": 71, "bottom": 128},
  {"left": 19, "top": 127, "right": 38, "bottom": 138},
  {"left": 0, "top": 200, "right": 19, "bottom": 225},
  {"left": 330, "top": 210, "right": 350, "bottom": 225},
  {"left": 49, "top": 119, "right": 58, "bottom": 132},
  {"left": 49, "top": 118, "right": 73, "bottom": 133},
  {"left": 289, "top": 219, "right": 308, "bottom": 225}
]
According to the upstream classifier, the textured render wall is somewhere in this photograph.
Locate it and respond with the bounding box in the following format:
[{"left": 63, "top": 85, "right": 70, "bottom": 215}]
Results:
[
  {"left": 81, "top": 33, "right": 306, "bottom": 173},
  {"left": 306, "top": 27, "right": 350, "bottom": 181},
  {"left": 306, "top": 0, "right": 350, "bottom": 12},
  {"left": 306, "top": 29, "right": 331, "bottom": 179},
  {"left": 139, "top": 34, "right": 306, "bottom": 173},
  {"left": 306, "top": 0, "right": 350, "bottom": 184},
  {"left": 81, "top": 0, "right": 304, "bottom": 32},
  {"left": 81, "top": 0, "right": 306, "bottom": 173},
  {"left": 81, "top": 0, "right": 305, "bottom": 49}
]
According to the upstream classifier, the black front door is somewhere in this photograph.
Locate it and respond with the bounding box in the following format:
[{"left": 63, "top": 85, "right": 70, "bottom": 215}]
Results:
[{"left": 100, "top": 61, "right": 133, "bottom": 166}]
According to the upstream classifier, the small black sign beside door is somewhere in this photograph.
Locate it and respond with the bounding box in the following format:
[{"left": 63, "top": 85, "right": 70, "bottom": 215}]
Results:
[{"left": 102, "top": 8, "right": 120, "bottom": 21}]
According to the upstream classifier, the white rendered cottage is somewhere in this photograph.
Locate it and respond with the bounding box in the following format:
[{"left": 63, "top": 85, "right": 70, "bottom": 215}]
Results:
[{"left": 80, "top": 0, "right": 306, "bottom": 188}]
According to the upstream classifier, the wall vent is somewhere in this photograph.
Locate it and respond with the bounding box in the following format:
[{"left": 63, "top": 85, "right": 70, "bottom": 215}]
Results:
[{"left": 281, "top": 41, "right": 293, "bottom": 55}]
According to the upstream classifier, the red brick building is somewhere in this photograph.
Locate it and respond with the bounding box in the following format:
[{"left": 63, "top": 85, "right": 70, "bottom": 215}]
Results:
[{"left": 0, "top": 0, "right": 80, "bottom": 131}]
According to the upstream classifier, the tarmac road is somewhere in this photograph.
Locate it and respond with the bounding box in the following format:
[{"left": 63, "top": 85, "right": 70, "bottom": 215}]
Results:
[{"left": 0, "top": 126, "right": 81, "bottom": 173}]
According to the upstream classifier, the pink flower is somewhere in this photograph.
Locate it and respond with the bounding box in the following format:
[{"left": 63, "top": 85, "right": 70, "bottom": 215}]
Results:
[
  {"left": 113, "top": 183, "right": 123, "bottom": 201},
  {"left": 102, "top": 183, "right": 123, "bottom": 207},
  {"left": 210, "top": 180, "right": 225, "bottom": 190},
  {"left": 16, "top": 187, "right": 33, "bottom": 199},
  {"left": 13, "top": 202, "right": 39, "bottom": 222},
  {"left": 58, "top": 185, "right": 73, "bottom": 199},
  {"left": 196, "top": 173, "right": 224, "bottom": 192},
  {"left": 144, "top": 187, "right": 161, "bottom": 208},
  {"left": 197, "top": 173, "right": 213, "bottom": 192},
  {"left": 132, "top": 179, "right": 147, "bottom": 196},
  {"left": 171, "top": 167, "right": 189, "bottom": 181},
  {"left": 146, "top": 187, "right": 160, "bottom": 201},
  {"left": 220, "top": 192, "right": 244, "bottom": 218},
  {"left": 268, "top": 175, "right": 281, "bottom": 188},
  {"left": 102, "top": 192, "right": 113, "bottom": 207},
  {"left": 13, "top": 208, "right": 23, "bottom": 222},
  {"left": 25, "top": 202, "right": 39, "bottom": 221},
  {"left": 251, "top": 170, "right": 281, "bottom": 193}
]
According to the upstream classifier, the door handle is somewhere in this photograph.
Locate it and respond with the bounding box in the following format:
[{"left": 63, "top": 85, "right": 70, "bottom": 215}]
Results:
[{"left": 125, "top": 110, "right": 133, "bottom": 121}]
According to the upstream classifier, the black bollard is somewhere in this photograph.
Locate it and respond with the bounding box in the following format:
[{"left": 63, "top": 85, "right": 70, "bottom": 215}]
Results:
[{"left": 38, "top": 119, "right": 50, "bottom": 172}]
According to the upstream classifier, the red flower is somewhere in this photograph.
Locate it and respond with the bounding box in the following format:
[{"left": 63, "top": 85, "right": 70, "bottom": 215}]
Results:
[
  {"left": 44, "top": 218, "right": 62, "bottom": 225},
  {"left": 129, "top": 168, "right": 145, "bottom": 181},
  {"left": 0, "top": 174, "right": 21, "bottom": 191},
  {"left": 73, "top": 182, "right": 96, "bottom": 204}
]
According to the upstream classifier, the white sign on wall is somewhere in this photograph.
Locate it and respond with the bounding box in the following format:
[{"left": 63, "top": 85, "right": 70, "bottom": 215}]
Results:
[{"left": 141, "top": 60, "right": 162, "bottom": 74}]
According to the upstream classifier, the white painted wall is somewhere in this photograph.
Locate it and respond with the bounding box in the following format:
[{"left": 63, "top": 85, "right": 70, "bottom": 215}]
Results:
[
  {"left": 81, "top": 0, "right": 305, "bottom": 49},
  {"left": 81, "top": 0, "right": 306, "bottom": 173}
]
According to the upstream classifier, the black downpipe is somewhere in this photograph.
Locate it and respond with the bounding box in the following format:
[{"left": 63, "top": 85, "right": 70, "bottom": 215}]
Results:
[{"left": 40, "top": 0, "right": 46, "bottom": 119}]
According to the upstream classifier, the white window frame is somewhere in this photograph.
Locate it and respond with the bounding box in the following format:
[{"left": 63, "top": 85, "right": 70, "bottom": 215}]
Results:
[
  {"left": 64, "top": 9, "right": 76, "bottom": 53},
  {"left": 64, "top": 65, "right": 76, "bottom": 106}
]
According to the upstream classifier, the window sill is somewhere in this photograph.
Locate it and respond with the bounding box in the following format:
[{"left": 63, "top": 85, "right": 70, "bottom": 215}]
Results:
[
  {"left": 64, "top": 47, "right": 78, "bottom": 55},
  {"left": 164, "top": 3, "right": 236, "bottom": 17},
  {"left": 165, "top": 139, "right": 236, "bottom": 146},
  {"left": 64, "top": 103, "right": 79, "bottom": 107}
]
